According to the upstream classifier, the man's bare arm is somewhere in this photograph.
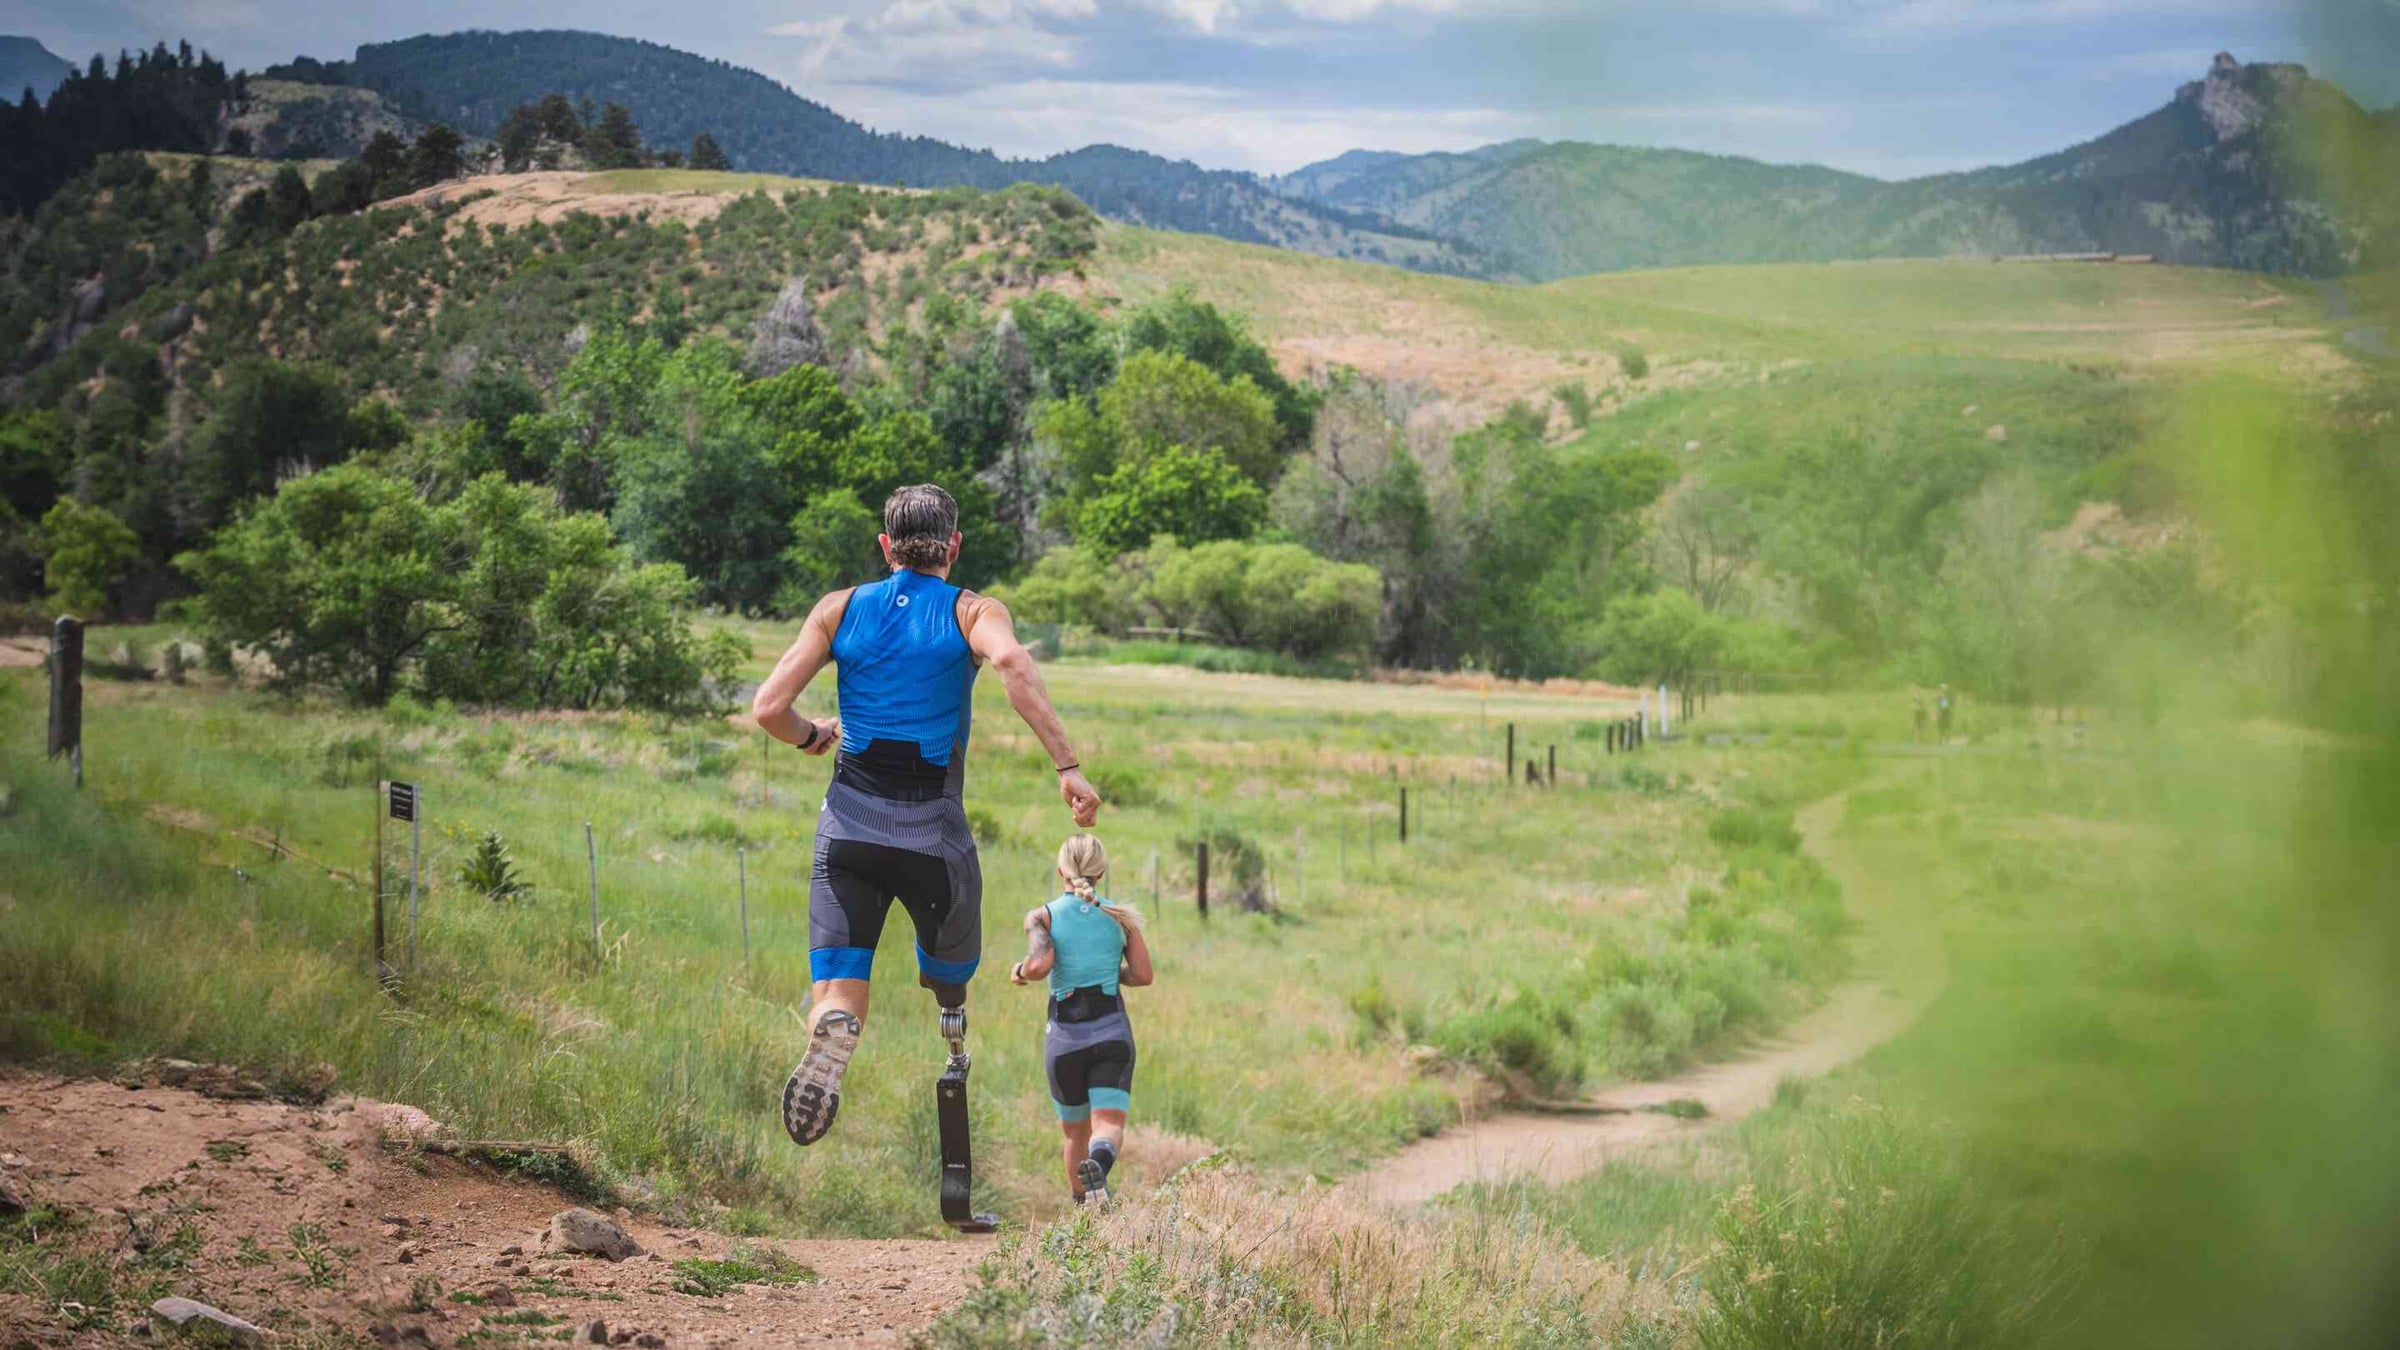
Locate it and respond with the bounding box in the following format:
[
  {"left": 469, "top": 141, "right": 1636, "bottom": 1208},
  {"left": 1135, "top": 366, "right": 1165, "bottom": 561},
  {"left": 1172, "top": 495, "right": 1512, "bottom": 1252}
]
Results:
[
  {"left": 964, "top": 596, "right": 1100, "bottom": 826},
  {"left": 750, "top": 590, "right": 846, "bottom": 753}
]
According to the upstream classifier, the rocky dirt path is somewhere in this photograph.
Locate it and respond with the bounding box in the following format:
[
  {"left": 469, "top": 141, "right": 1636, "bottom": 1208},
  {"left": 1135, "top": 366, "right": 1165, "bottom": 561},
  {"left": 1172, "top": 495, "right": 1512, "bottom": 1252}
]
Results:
[
  {"left": 0, "top": 1073, "right": 985, "bottom": 1348},
  {"left": 1348, "top": 777, "right": 1947, "bottom": 1207}
]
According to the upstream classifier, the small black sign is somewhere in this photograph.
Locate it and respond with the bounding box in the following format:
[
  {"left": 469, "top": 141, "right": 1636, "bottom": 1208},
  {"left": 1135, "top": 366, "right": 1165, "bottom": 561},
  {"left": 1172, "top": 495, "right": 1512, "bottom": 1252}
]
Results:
[{"left": 388, "top": 782, "right": 418, "bottom": 822}]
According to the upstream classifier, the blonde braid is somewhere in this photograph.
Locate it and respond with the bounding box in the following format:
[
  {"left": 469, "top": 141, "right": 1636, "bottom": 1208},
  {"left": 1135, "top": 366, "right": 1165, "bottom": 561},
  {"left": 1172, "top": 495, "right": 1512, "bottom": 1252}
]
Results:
[{"left": 1057, "top": 833, "right": 1144, "bottom": 934}]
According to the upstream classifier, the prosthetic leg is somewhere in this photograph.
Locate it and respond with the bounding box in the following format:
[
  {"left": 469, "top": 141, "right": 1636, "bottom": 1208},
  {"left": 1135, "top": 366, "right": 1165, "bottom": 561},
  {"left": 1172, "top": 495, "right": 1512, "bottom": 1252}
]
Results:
[{"left": 928, "top": 982, "right": 999, "bottom": 1233}]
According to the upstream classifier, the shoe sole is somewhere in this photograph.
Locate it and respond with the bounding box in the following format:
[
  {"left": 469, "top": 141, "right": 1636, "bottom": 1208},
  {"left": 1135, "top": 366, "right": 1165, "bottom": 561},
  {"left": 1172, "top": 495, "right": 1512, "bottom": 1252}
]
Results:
[
  {"left": 783, "top": 1010, "right": 860, "bottom": 1146},
  {"left": 1077, "top": 1157, "right": 1109, "bottom": 1207}
]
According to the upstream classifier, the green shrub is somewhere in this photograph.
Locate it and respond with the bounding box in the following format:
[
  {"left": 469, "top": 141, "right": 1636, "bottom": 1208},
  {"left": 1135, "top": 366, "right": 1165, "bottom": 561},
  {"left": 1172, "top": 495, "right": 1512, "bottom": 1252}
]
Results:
[
  {"left": 457, "top": 831, "right": 532, "bottom": 903},
  {"left": 1347, "top": 978, "right": 1399, "bottom": 1047},
  {"left": 1708, "top": 807, "right": 1802, "bottom": 854},
  {"left": 1433, "top": 995, "right": 1583, "bottom": 1096}
]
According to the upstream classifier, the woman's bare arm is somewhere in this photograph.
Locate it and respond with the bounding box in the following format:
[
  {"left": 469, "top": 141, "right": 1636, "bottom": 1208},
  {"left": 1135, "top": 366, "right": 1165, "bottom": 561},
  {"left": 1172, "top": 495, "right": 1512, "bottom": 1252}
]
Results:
[
  {"left": 1011, "top": 907, "right": 1056, "bottom": 984},
  {"left": 1119, "top": 922, "right": 1154, "bottom": 988},
  {"left": 751, "top": 590, "right": 848, "bottom": 751}
]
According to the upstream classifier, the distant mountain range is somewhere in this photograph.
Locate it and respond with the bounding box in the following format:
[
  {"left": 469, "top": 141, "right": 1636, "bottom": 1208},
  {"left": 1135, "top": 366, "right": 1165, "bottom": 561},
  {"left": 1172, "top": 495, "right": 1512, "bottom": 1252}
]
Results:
[
  {"left": 1272, "top": 54, "right": 2398, "bottom": 279},
  {"left": 1, "top": 35, "right": 72, "bottom": 103},
  {"left": 12, "top": 27, "right": 2395, "bottom": 280}
]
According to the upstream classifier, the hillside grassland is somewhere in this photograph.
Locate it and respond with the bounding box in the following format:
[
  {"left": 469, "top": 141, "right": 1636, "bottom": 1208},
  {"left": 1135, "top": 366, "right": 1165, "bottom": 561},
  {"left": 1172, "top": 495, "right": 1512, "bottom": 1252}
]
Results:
[
  {"left": 1094, "top": 225, "right": 2353, "bottom": 400},
  {"left": 1438, "top": 718, "right": 2400, "bottom": 1350},
  {"left": 0, "top": 643, "right": 1866, "bottom": 1238},
  {"left": 933, "top": 701, "right": 2400, "bottom": 1348}
]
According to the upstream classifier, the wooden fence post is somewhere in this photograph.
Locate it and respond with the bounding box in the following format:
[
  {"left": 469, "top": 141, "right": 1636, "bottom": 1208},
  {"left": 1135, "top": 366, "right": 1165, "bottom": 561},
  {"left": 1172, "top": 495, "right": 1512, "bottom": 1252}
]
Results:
[
  {"left": 1548, "top": 745, "right": 1557, "bottom": 786},
  {"left": 46, "top": 616, "right": 83, "bottom": 788},
  {"left": 370, "top": 764, "right": 387, "bottom": 985},
  {"left": 1195, "top": 841, "right": 1210, "bottom": 921},
  {"left": 1505, "top": 722, "right": 1515, "bottom": 784},
  {"left": 1398, "top": 787, "right": 1408, "bottom": 844},
  {"left": 585, "top": 822, "right": 601, "bottom": 960}
]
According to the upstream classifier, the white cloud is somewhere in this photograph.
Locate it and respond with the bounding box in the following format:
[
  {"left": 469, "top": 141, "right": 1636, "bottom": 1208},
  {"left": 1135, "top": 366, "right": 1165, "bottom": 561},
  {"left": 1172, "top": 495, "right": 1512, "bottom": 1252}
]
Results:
[
  {"left": 770, "top": 0, "right": 1094, "bottom": 82},
  {"left": 1835, "top": 0, "right": 2256, "bottom": 40},
  {"left": 815, "top": 75, "right": 1537, "bottom": 168}
]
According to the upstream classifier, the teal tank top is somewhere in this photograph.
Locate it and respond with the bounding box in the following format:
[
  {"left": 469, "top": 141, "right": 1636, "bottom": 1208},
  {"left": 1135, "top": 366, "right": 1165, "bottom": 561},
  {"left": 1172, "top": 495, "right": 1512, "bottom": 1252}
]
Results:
[{"left": 1046, "top": 894, "right": 1126, "bottom": 996}]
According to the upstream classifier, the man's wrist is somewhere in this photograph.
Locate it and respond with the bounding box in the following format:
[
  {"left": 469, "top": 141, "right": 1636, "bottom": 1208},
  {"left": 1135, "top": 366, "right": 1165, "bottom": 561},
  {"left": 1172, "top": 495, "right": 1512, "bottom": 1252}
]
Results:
[{"left": 1054, "top": 760, "right": 1079, "bottom": 775}]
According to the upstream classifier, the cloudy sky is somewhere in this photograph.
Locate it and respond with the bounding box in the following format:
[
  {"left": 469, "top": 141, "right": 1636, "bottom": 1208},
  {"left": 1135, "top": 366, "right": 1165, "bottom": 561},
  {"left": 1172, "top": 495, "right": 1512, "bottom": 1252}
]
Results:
[{"left": 14, "top": 1, "right": 2390, "bottom": 178}]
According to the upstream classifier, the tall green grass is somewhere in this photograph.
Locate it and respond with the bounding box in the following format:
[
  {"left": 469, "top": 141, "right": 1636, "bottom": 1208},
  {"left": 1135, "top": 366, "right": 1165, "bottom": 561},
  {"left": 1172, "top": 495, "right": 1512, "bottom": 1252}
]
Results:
[{"left": 0, "top": 656, "right": 1845, "bottom": 1234}]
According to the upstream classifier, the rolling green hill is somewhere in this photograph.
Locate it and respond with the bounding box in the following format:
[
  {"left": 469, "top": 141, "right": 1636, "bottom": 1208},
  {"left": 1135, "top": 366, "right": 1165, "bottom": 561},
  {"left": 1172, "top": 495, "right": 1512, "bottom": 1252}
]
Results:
[{"left": 1274, "top": 55, "right": 2400, "bottom": 280}]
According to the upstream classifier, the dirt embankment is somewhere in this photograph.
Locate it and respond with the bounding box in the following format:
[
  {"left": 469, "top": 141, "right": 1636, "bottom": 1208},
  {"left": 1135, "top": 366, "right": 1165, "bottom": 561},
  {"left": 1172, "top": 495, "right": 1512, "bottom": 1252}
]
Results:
[{"left": 0, "top": 1076, "right": 982, "bottom": 1348}]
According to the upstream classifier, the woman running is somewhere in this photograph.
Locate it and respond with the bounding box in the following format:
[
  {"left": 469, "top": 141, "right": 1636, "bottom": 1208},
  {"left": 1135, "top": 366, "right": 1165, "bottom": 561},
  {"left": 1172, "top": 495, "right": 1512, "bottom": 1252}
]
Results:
[{"left": 1011, "top": 834, "right": 1153, "bottom": 1205}]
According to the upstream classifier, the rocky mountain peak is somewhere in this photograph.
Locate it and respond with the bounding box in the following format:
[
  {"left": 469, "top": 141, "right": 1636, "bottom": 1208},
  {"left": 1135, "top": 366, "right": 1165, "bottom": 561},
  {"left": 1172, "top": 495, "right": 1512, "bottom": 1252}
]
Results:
[{"left": 2177, "top": 53, "right": 2311, "bottom": 142}]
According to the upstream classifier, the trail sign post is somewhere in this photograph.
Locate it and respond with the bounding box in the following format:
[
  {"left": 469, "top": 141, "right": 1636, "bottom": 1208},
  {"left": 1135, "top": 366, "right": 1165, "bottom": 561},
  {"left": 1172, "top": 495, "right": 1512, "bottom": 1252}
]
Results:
[
  {"left": 585, "top": 822, "right": 601, "bottom": 961},
  {"left": 389, "top": 782, "right": 421, "bottom": 973},
  {"left": 370, "top": 766, "right": 389, "bottom": 988},
  {"left": 46, "top": 616, "right": 83, "bottom": 788}
]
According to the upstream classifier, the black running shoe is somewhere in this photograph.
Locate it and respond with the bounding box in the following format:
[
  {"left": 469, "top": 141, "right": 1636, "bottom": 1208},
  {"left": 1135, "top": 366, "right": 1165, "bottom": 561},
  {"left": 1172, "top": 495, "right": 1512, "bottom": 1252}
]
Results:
[
  {"left": 1077, "top": 1156, "right": 1110, "bottom": 1207},
  {"left": 782, "top": 1010, "right": 860, "bottom": 1146}
]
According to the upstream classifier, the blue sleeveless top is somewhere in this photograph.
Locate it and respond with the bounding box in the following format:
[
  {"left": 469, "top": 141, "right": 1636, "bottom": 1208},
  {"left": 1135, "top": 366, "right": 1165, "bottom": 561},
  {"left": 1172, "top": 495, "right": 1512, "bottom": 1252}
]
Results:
[
  {"left": 831, "top": 569, "right": 976, "bottom": 766},
  {"left": 1046, "top": 894, "right": 1127, "bottom": 996}
]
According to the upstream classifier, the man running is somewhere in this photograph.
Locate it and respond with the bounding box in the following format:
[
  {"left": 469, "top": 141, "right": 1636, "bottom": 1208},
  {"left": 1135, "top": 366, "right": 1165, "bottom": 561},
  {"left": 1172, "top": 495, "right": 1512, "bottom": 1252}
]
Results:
[{"left": 751, "top": 484, "right": 1101, "bottom": 1148}]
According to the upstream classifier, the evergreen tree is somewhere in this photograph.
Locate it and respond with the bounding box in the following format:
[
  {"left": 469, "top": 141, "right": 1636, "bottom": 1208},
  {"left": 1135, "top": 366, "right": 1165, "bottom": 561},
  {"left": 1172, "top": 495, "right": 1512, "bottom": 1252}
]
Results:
[
  {"left": 358, "top": 130, "right": 408, "bottom": 196},
  {"left": 496, "top": 104, "right": 539, "bottom": 172},
  {"left": 407, "top": 123, "right": 465, "bottom": 189},
  {"left": 592, "top": 101, "right": 643, "bottom": 169},
  {"left": 690, "top": 131, "right": 729, "bottom": 172}
]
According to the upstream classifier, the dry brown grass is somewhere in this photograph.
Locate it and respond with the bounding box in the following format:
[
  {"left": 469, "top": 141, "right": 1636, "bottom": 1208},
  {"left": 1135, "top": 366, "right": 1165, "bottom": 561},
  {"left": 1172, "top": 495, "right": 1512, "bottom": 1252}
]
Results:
[{"left": 947, "top": 1162, "right": 1686, "bottom": 1346}]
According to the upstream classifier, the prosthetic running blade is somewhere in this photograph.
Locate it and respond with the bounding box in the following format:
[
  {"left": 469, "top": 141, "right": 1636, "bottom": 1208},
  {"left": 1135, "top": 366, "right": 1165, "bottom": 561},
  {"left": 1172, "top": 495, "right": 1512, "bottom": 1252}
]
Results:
[{"left": 936, "top": 1008, "right": 999, "bottom": 1232}]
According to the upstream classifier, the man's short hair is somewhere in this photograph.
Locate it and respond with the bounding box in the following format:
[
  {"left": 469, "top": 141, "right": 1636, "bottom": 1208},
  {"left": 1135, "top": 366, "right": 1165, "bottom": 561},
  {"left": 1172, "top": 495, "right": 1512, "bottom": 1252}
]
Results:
[{"left": 883, "top": 484, "right": 958, "bottom": 571}]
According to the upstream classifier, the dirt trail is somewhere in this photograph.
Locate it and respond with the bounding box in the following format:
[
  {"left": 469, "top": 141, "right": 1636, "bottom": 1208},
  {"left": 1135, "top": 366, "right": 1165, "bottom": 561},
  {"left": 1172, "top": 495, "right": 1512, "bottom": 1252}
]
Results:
[
  {"left": 1349, "top": 777, "right": 1946, "bottom": 1207},
  {"left": 2, "top": 779, "right": 1938, "bottom": 1344}
]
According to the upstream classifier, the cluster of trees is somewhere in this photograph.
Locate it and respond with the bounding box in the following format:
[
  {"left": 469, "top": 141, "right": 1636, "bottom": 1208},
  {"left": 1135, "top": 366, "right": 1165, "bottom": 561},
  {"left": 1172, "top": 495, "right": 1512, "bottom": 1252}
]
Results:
[
  {"left": 1007, "top": 538, "right": 1380, "bottom": 662},
  {"left": 493, "top": 93, "right": 727, "bottom": 174},
  {"left": 0, "top": 41, "right": 235, "bottom": 213},
  {"left": 180, "top": 466, "right": 745, "bottom": 710},
  {"left": 219, "top": 122, "right": 471, "bottom": 247}
]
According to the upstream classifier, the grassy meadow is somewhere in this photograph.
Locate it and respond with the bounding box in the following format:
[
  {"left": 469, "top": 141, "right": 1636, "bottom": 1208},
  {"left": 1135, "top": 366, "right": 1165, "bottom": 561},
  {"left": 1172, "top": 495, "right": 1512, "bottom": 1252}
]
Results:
[
  {"left": 1096, "top": 225, "right": 2349, "bottom": 382},
  {"left": 0, "top": 627, "right": 1868, "bottom": 1238},
  {"left": 933, "top": 695, "right": 2400, "bottom": 1348}
]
